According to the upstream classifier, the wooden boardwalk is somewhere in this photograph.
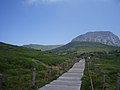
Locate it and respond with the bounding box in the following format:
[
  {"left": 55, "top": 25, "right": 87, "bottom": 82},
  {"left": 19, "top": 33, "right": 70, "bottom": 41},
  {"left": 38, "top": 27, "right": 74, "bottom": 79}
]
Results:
[{"left": 39, "top": 59, "right": 85, "bottom": 90}]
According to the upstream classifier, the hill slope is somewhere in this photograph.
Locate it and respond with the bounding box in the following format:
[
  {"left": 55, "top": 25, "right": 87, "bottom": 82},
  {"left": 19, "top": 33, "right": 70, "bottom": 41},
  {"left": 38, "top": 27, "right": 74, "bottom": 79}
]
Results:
[
  {"left": 0, "top": 42, "right": 71, "bottom": 90},
  {"left": 81, "top": 51, "right": 120, "bottom": 90},
  {"left": 51, "top": 41, "right": 120, "bottom": 55},
  {"left": 23, "top": 44, "right": 63, "bottom": 51},
  {"left": 72, "top": 31, "right": 120, "bottom": 46}
]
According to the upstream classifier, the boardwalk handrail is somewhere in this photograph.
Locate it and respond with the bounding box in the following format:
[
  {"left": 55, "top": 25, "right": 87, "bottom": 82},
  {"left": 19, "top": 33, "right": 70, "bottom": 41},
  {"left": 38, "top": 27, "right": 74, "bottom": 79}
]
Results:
[{"left": 87, "top": 60, "right": 94, "bottom": 90}]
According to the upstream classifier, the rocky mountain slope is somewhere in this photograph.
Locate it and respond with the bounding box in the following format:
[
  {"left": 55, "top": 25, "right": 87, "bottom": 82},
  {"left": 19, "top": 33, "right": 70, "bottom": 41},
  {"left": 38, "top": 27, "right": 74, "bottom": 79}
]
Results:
[{"left": 72, "top": 31, "right": 120, "bottom": 47}]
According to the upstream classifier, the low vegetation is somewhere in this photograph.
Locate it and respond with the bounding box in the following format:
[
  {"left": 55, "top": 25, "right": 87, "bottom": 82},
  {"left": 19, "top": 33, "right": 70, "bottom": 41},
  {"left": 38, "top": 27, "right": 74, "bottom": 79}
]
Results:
[
  {"left": 51, "top": 41, "right": 120, "bottom": 55},
  {"left": 0, "top": 42, "right": 74, "bottom": 90},
  {"left": 1, "top": 41, "right": 120, "bottom": 90},
  {"left": 23, "top": 44, "right": 63, "bottom": 51},
  {"left": 81, "top": 51, "right": 120, "bottom": 90}
]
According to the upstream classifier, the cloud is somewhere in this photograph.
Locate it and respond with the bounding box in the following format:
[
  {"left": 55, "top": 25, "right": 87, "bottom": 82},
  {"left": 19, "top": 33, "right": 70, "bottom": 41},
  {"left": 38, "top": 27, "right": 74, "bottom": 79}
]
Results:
[{"left": 26, "top": 0, "right": 64, "bottom": 4}]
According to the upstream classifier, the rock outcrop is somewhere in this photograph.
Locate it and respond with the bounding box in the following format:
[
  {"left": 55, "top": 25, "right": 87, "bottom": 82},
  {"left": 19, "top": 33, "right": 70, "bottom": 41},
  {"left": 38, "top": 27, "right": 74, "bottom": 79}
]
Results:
[{"left": 72, "top": 31, "right": 120, "bottom": 47}]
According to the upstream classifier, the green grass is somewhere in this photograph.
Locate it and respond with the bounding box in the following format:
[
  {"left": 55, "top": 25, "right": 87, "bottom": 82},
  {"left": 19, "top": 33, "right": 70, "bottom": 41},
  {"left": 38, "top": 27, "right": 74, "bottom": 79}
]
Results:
[
  {"left": 81, "top": 52, "right": 120, "bottom": 90},
  {"left": 51, "top": 41, "right": 120, "bottom": 55},
  {"left": 94, "top": 59, "right": 120, "bottom": 73},
  {"left": 23, "top": 44, "right": 63, "bottom": 51},
  {"left": 0, "top": 42, "right": 73, "bottom": 90},
  {"left": 51, "top": 41, "right": 120, "bottom": 90},
  {"left": 1, "top": 41, "right": 120, "bottom": 90}
]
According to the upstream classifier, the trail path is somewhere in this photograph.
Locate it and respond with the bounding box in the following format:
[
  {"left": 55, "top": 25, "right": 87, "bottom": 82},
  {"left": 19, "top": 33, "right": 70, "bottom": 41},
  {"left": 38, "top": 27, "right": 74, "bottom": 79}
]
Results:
[{"left": 39, "top": 59, "right": 85, "bottom": 90}]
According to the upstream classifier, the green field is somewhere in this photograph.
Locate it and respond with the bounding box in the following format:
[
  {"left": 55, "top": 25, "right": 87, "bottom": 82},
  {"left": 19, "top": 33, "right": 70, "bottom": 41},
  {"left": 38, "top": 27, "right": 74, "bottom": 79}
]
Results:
[
  {"left": 51, "top": 41, "right": 120, "bottom": 90},
  {"left": 51, "top": 41, "right": 120, "bottom": 55},
  {"left": 1, "top": 41, "right": 120, "bottom": 90},
  {"left": 23, "top": 44, "right": 63, "bottom": 51},
  {"left": 0, "top": 42, "right": 74, "bottom": 90},
  {"left": 81, "top": 51, "right": 120, "bottom": 90}
]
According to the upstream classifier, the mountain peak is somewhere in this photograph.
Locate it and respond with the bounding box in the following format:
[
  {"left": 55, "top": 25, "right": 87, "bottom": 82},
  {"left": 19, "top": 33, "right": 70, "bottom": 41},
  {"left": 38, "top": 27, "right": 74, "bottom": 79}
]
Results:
[{"left": 72, "top": 31, "right": 120, "bottom": 47}]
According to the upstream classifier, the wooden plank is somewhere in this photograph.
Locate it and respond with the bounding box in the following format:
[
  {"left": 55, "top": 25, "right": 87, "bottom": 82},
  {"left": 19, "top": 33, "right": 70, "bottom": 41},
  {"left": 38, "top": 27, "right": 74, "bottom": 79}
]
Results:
[{"left": 39, "top": 59, "right": 85, "bottom": 90}]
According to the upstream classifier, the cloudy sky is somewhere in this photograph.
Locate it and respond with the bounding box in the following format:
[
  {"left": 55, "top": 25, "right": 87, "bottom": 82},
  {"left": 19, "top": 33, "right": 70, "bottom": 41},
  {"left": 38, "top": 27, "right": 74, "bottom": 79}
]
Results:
[{"left": 0, "top": 0, "right": 120, "bottom": 45}]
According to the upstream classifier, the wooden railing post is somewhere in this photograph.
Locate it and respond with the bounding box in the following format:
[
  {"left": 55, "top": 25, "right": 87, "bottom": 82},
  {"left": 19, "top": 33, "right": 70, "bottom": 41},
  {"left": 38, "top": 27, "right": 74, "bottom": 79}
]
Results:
[
  {"left": 32, "top": 68, "right": 36, "bottom": 87},
  {"left": 88, "top": 61, "right": 94, "bottom": 90},
  {"left": 0, "top": 74, "right": 3, "bottom": 90},
  {"left": 116, "top": 73, "right": 120, "bottom": 90},
  {"left": 102, "top": 72, "right": 106, "bottom": 90}
]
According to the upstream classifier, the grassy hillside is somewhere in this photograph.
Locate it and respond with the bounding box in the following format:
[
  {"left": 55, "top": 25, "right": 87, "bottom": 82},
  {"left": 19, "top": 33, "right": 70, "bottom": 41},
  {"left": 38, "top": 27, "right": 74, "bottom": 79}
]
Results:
[
  {"left": 81, "top": 51, "right": 120, "bottom": 90},
  {"left": 23, "top": 44, "right": 63, "bottom": 51},
  {"left": 0, "top": 42, "right": 73, "bottom": 90},
  {"left": 1, "top": 41, "right": 120, "bottom": 90},
  {"left": 51, "top": 41, "right": 120, "bottom": 55}
]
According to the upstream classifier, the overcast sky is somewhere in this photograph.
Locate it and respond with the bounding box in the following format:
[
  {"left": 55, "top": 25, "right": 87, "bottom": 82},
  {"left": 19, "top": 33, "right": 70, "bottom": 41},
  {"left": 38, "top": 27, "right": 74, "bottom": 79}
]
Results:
[{"left": 0, "top": 0, "right": 120, "bottom": 45}]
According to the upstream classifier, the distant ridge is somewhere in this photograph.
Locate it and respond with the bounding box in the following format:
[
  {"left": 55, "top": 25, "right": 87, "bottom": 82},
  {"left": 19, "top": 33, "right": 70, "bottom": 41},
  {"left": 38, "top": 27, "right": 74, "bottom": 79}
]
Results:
[
  {"left": 72, "top": 31, "right": 120, "bottom": 47},
  {"left": 51, "top": 31, "right": 120, "bottom": 55},
  {"left": 51, "top": 41, "right": 120, "bottom": 55},
  {"left": 23, "top": 44, "right": 63, "bottom": 51}
]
